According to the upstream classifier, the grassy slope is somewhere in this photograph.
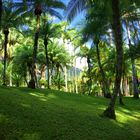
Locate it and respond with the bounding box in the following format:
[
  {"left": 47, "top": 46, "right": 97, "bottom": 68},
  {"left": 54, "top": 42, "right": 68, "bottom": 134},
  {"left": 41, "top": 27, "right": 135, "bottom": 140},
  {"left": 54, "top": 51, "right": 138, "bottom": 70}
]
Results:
[{"left": 0, "top": 87, "right": 140, "bottom": 140}]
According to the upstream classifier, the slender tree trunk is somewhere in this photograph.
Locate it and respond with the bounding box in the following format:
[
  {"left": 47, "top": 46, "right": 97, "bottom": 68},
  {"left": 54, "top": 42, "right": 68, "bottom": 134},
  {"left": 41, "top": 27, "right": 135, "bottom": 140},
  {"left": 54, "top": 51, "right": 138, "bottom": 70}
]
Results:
[
  {"left": 119, "top": 87, "right": 124, "bottom": 105},
  {"left": 87, "top": 56, "right": 92, "bottom": 95},
  {"left": 40, "top": 65, "right": 45, "bottom": 79},
  {"left": 122, "top": 77, "right": 125, "bottom": 96},
  {"left": 64, "top": 66, "right": 68, "bottom": 92},
  {"left": 44, "top": 38, "right": 50, "bottom": 89},
  {"left": 132, "top": 59, "right": 139, "bottom": 98},
  {"left": 125, "top": 20, "right": 139, "bottom": 99},
  {"left": 9, "top": 71, "right": 12, "bottom": 86},
  {"left": 95, "top": 40, "right": 111, "bottom": 98},
  {"left": 50, "top": 64, "right": 54, "bottom": 86},
  {"left": 56, "top": 66, "right": 61, "bottom": 90},
  {"left": 74, "top": 56, "right": 77, "bottom": 93},
  {"left": 58, "top": 70, "right": 61, "bottom": 90},
  {"left": 126, "top": 78, "right": 130, "bottom": 96},
  {"left": 29, "top": 15, "right": 40, "bottom": 89},
  {"left": 3, "top": 29, "right": 9, "bottom": 86},
  {"left": 28, "top": 65, "right": 34, "bottom": 87},
  {"left": 103, "top": 0, "right": 123, "bottom": 119},
  {"left": 29, "top": 31, "right": 39, "bottom": 89}
]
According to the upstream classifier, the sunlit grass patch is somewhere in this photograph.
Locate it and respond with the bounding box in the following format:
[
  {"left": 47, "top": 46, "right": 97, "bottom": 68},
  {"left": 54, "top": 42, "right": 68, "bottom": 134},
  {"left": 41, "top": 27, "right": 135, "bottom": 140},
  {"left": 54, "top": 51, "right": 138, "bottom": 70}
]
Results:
[{"left": 0, "top": 86, "right": 140, "bottom": 140}]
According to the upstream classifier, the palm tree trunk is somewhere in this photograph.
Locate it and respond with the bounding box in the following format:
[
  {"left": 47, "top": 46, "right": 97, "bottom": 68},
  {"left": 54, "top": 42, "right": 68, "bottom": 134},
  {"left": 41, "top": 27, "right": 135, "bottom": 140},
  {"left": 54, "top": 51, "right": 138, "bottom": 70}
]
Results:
[
  {"left": 64, "top": 66, "right": 68, "bottom": 92},
  {"left": 9, "top": 71, "right": 12, "bottom": 86},
  {"left": 119, "top": 86, "right": 124, "bottom": 105},
  {"left": 29, "top": 15, "right": 40, "bottom": 89},
  {"left": 125, "top": 78, "right": 130, "bottom": 96},
  {"left": 103, "top": 0, "right": 123, "bottom": 119},
  {"left": 44, "top": 38, "right": 50, "bottom": 89},
  {"left": 132, "top": 59, "right": 139, "bottom": 98},
  {"left": 56, "top": 66, "right": 60, "bottom": 90},
  {"left": 87, "top": 56, "right": 92, "bottom": 95},
  {"left": 118, "top": 78, "right": 124, "bottom": 105},
  {"left": 3, "top": 29, "right": 9, "bottom": 86},
  {"left": 58, "top": 70, "right": 61, "bottom": 90},
  {"left": 95, "top": 40, "right": 111, "bottom": 98}
]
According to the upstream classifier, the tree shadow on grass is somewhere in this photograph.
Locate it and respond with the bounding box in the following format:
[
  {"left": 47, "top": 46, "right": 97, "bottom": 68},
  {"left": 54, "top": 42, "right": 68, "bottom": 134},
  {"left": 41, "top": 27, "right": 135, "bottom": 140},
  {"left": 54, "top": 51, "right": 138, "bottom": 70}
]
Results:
[{"left": 0, "top": 87, "right": 140, "bottom": 140}]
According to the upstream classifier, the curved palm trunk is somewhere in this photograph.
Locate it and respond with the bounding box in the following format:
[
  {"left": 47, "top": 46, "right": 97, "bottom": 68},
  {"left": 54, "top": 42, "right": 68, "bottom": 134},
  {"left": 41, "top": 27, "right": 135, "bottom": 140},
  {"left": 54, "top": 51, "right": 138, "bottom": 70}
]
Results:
[
  {"left": 103, "top": 0, "right": 123, "bottom": 119},
  {"left": 44, "top": 38, "right": 50, "bottom": 89},
  {"left": 95, "top": 40, "right": 111, "bottom": 98},
  {"left": 3, "top": 29, "right": 9, "bottom": 86},
  {"left": 87, "top": 56, "right": 92, "bottom": 95},
  {"left": 125, "top": 20, "right": 139, "bottom": 99}
]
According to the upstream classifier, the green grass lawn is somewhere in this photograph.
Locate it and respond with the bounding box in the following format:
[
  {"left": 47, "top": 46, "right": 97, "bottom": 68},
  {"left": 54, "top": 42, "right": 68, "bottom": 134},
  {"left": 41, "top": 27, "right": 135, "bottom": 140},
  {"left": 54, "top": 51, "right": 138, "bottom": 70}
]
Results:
[{"left": 0, "top": 86, "right": 140, "bottom": 140}]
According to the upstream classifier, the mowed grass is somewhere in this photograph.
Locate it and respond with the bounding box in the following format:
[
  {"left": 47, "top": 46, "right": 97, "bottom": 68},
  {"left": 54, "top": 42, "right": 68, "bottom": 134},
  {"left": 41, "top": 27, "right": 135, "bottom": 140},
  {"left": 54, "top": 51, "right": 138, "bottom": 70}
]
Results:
[{"left": 0, "top": 86, "right": 140, "bottom": 140}]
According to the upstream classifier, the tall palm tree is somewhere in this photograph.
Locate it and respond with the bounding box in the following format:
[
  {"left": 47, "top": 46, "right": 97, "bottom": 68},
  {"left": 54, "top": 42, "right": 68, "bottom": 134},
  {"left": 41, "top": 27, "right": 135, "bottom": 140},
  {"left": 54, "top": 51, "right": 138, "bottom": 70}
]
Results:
[
  {"left": 103, "top": 0, "right": 123, "bottom": 119},
  {"left": 81, "top": 4, "right": 111, "bottom": 98},
  {"left": 1, "top": 2, "right": 26, "bottom": 86},
  {"left": 40, "top": 17, "right": 63, "bottom": 89},
  {"left": 12, "top": 45, "right": 33, "bottom": 87},
  {"left": 66, "top": 0, "right": 123, "bottom": 119},
  {"left": 22, "top": 0, "right": 66, "bottom": 89},
  {"left": 77, "top": 45, "right": 95, "bottom": 95},
  {"left": 48, "top": 42, "right": 71, "bottom": 90},
  {"left": 95, "top": 40, "right": 111, "bottom": 98}
]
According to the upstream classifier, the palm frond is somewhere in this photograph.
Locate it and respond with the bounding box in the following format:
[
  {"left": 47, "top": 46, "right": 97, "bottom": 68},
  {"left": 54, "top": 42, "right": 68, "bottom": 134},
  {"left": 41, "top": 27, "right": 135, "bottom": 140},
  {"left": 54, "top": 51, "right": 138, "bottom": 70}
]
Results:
[
  {"left": 45, "top": 8, "right": 62, "bottom": 19},
  {"left": 66, "top": 0, "right": 88, "bottom": 22}
]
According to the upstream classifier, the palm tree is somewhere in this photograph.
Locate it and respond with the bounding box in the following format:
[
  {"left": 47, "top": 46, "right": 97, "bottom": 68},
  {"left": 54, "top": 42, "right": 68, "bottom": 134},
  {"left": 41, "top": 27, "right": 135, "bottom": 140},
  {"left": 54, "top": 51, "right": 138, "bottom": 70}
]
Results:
[
  {"left": 12, "top": 45, "right": 33, "bottom": 87},
  {"left": 95, "top": 40, "right": 111, "bottom": 98},
  {"left": 1, "top": 2, "right": 26, "bottom": 86},
  {"left": 76, "top": 45, "right": 93, "bottom": 94},
  {"left": 66, "top": 0, "right": 123, "bottom": 119},
  {"left": 40, "top": 17, "right": 63, "bottom": 89},
  {"left": 81, "top": 4, "right": 111, "bottom": 98},
  {"left": 21, "top": 0, "right": 66, "bottom": 89},
  {"left": 103, "top": 0, "right": 123, "bottom": 119},
  {"left": 48, "top": 42, "right": 71, "bottom": 90}
]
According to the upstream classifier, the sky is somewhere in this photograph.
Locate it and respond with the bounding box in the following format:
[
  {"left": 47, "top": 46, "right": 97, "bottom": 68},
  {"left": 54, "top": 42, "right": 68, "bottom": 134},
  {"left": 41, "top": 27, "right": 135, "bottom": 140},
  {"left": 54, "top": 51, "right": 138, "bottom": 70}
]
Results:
[
  {"left": 57, "top": 0, "right": 85, "bottom": 28},
  {"left": 13, "top": 0, "right": 85, "bottom": 28}
]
